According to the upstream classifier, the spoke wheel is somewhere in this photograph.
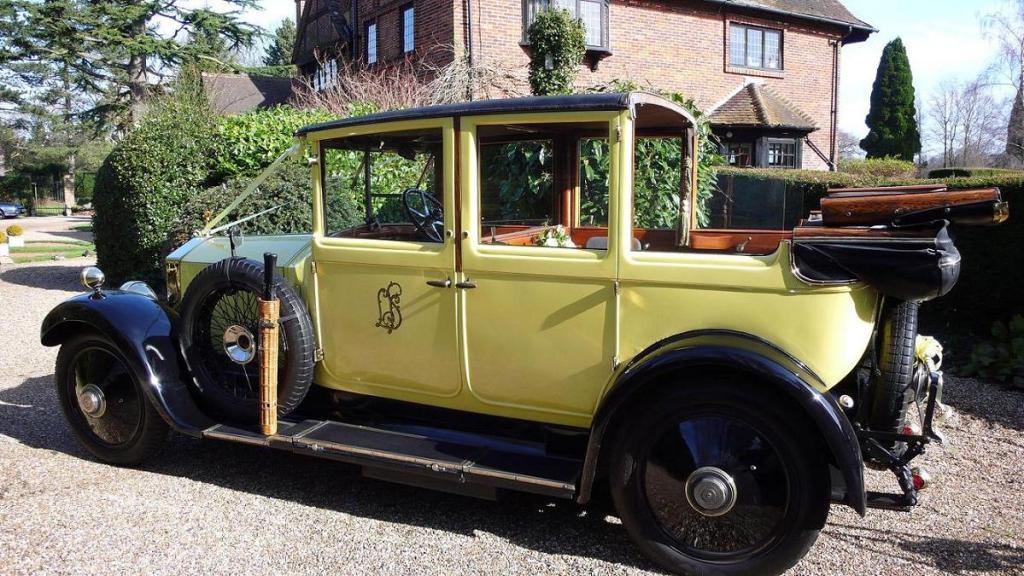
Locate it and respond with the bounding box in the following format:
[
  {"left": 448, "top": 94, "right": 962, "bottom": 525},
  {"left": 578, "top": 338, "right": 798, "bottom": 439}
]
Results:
[
  {"left": 56, "top": 334, "right": 167, "bottom": 465},
  {"left": 609, "top": 380, "right": 829, "bottom": 576},
  {"left": 179, "top": 257, "right": 316, "bottom": 424},
  {"left": 192, "top": 287, "right": 288, "bottom": 404}
]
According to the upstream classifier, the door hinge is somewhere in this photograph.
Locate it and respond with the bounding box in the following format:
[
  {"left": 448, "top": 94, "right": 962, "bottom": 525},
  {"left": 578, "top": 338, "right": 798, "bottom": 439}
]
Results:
[
  {"left": 310, "top": 261, "right": 318, "bottom": 276},
  {"left": 613, "top": 280, "right": 621, "bottom": 295},
  {"left": 314, "top": 347, "right": 324, "bottom": 363},
  {"left": 612, "top": 355, "right": 620, "bottom": 370}
]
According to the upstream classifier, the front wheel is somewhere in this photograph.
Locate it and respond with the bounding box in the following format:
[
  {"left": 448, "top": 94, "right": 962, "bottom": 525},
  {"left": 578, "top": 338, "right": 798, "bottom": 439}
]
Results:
[
  {"left": 56, "top": 333, "right": 169, "bottom": 465},
  {"left": 609, "top": 380, "right": 830, "bottom": 576}
]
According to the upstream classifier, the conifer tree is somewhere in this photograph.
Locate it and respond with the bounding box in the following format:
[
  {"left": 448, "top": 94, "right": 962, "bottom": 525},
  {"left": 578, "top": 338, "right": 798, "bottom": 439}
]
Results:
[
  {"left": 860, "top": 38, "right": 921, "bottom": 160},
  {"left": 0, "top": 0, "right": 259, "bottom": 130},
  {"left": 263, "top": 18, "right": 296, "bottom": 67}
]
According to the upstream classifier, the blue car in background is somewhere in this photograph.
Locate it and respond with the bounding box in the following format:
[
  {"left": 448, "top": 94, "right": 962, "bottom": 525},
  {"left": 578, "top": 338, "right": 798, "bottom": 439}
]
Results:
[{"left": 0, "top": 200, "right": 26, "bottom": 218}]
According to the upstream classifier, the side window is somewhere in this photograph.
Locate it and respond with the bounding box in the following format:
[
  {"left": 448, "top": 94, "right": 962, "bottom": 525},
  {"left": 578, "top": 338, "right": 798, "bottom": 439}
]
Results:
[
  {"left": 477, "top": 121, "right": 610, "bottom": 249},
  {"left": 629, "top": 135, "right": 690, "bottom": 252},
  {"left": 321, "top": 127, "right": 444, "bottom": 242},
  {"left": 579, "top": 138, "right": 610, "bottom": 227},
  {"left": 479, "top": 140, "right": 555, "bottom": 227}
]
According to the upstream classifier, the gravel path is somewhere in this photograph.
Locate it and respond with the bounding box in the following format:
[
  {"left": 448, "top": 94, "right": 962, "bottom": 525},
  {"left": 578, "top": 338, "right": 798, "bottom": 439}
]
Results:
[{"left": 0, "top": 258, "right": 1021, "bottom": 576}]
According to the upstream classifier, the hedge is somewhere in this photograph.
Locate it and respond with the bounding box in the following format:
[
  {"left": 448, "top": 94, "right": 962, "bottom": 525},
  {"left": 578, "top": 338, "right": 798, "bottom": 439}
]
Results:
[
  {"left": 93, "top": 82, "right": 217, "bottom": 285},
  {"left": 927, "top": 167, "right": 1022, "bottom": 179},
  {"left": 164, "top": 162, "right": 361, "bottom": 252},
  {"left": 716, "top": 167, "right": 1024, "bottom": 342},
  {"left": 212, "top": 105, "right": 334, "bottom": 180}
]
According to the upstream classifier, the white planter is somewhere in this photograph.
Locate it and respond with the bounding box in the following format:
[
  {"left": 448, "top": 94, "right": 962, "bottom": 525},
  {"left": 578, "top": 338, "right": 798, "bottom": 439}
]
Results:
[
  {"left": 0, "top": 244, "right": 8, "bottom": 257},
  {"left": 8, "top": 237, "right": 24, "bottom": 248}
]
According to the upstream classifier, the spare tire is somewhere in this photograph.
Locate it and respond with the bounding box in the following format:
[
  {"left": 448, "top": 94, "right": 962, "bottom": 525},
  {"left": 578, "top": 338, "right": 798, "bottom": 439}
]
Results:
[
  {"left": 179, "top": 257, "right": 315, "bottom": 423},
  {"left": 867, "top": 300, "right": 919, "bottom": 436}
]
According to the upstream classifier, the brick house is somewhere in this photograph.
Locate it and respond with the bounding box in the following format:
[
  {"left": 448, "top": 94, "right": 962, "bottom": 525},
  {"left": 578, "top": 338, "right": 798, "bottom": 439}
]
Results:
[{"left": 292, "top": 0, "right": 873, "bottom": 170}]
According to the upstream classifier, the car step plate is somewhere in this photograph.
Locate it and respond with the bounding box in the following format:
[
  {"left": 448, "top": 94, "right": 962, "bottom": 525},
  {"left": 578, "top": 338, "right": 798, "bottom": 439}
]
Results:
[{"left": 204, "top": 419, "right": 581, "bottom": 499}]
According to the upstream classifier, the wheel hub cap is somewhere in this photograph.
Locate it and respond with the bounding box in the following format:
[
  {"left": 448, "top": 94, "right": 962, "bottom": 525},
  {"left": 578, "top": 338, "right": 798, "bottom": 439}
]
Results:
[
  {"left": 223, "top": 325, "right": 257, "bottom": 365},
  {"left": 77, "top": 384, "right": 107, "bottom": 418},
  {"left": 685, "top": 466, "right": 737, "bottom": 517}
]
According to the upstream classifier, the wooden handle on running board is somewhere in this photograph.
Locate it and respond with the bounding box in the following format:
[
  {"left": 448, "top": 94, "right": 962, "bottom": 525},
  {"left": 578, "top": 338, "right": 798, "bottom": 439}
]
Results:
[{"left": 259, "top": 252, "right": 279, "bottom": 436}]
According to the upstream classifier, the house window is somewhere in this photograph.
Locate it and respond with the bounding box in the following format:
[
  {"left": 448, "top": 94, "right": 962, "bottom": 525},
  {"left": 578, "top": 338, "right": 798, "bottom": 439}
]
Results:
[
  {"left": 366, "top": 22, "right": 378, "bottom": 64},
  {"left": 725, "top": 142, "right": 752, "bottom": 167},
  {"left": 729, "top": 24, "right": 782, "bottom": 70},
  {"left": 313, "top": 58, "right": 338, "bottom": 92},
  {"left": 767, "top": 139, "right": 798, "bottom": 168},
  {"left": 522, "top": 0, "right": 609, "bottom": 50},
  {"left": 401, "top": 5, "right": 415, "bottom": 54}
]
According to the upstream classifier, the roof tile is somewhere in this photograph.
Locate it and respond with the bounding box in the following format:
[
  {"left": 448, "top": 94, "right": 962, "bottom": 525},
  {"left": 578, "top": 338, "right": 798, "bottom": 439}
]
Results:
[{"left": 709, "top": 83, "right": 817, "bottom": 131}]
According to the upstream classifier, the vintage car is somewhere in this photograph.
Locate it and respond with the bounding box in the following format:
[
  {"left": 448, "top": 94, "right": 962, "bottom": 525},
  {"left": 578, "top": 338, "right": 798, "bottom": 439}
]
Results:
[{"left": 42, "top": 93, "right": 1007, "bottom": 576}]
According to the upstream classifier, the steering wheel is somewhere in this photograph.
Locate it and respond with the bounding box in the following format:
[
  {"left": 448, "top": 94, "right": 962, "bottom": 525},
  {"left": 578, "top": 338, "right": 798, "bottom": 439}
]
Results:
[{"left": 403, "top": 188, "right": 445, "bottom": 243}]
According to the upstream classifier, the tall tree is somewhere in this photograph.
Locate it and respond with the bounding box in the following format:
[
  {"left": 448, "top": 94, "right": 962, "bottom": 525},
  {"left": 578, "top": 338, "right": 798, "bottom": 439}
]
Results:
[
  {"left": 860, "top": 38, "right": 921, "bottom": 161},
  {"left": 263, "top": 18, "right": 296, "bottom": 67},
  {"left": 985, "top": 1, "right": 1024, "bottom": 163},
  {"left": 0, "top": 0, "right": 260, "bottom": 131},
  {"left": 1007, "top": 86, "right": 1024, "bottom": 164}
]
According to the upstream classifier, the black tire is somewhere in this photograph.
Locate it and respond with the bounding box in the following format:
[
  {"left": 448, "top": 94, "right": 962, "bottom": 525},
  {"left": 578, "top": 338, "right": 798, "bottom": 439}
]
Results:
[
  {"left": 867, "top": 300, "right": 918, "bottom": 434},
  {"left": 609, "top": 380, "right": 830, "bottom": 576},
  {"left": 56, "top": 332, "right": 169, "bottom": 465},
  {"left": 179, "top": 257, "right": 315, "bottom": 423}
]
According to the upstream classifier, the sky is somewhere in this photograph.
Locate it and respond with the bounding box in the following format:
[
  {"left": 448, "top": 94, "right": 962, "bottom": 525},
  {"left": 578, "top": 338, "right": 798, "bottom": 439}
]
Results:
[
  {"left": 200, "top": 0, "right": 1011, "bottom": 140},
  {"left": 839, "top": 0, "right": 1010, "bottom": 138}
]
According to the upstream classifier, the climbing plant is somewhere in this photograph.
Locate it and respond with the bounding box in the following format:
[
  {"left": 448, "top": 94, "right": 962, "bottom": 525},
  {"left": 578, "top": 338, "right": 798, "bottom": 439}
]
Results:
[{"left": 527, "top": 8, "right": 586, "bottom": 96}]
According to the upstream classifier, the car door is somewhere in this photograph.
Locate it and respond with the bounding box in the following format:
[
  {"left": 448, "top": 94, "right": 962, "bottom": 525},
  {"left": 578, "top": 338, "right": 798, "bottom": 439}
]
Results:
[
  {"left": 310, "top": 118, "right": 462, "bottom": 401},
  {"left": 457, "top": 112, "right": 624, "bottom": 423}
]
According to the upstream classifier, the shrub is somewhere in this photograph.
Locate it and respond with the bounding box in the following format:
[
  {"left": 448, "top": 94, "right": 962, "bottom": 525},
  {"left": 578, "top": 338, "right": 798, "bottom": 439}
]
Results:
[
  {"left": 93, "top": 75, "right": 218, "bottom": 285},
  {"left": 6, "top": 224, "right": 23, "bottom": 237},
  {"left": 927, "top": 167, "right": 1021, "bottom": 179},
  {"left": 212, "top": 105, "right": 334, "bottom": 180},
  {"left": 527, "top": 9, "right": 586, "bottom": 96},
  {"left": 961, "top": 316, "right": 1024, "bottom": 388},
  {"left": 0, "top": 231, "right": 7, "bottom": 244},
  {"left": 839, "top": 157, "right": 916, "bottom": 179},
  {"left": 165, "top": 162, "right": 361, "bottom": 252}
]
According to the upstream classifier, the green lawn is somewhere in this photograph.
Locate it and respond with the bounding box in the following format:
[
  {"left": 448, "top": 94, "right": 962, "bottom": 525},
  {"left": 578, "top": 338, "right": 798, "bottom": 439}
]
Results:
[
  {"left": 9, "top": 240, "right": 95, "bottom": 264},
  {"left": 71, "top": 224, "right": 93, "bottom": 232}
]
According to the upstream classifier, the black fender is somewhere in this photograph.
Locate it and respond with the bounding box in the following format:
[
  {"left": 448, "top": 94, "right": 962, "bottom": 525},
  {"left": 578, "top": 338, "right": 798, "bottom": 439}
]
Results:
[
  {"left": 579, "top": 329, "right": 866, "bottom": 517},
  {"left": 40, "top": 291, "right": 214, "bottom": 436}
]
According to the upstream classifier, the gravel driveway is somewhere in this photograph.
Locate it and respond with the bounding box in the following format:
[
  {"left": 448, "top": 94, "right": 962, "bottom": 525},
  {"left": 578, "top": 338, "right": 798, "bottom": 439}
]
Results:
[{"left": 1, "top": 258, "right": 1021, "bottom": 576}]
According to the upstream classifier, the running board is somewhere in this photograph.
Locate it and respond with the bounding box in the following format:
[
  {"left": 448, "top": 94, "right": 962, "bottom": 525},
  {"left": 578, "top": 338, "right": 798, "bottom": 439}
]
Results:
[{"left": 203, "top": 419, "right": 581, "bottom": 499}]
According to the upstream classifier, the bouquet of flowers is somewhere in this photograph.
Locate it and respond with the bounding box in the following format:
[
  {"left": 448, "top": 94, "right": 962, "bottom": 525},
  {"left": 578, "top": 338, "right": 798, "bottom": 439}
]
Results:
[{"left": 534, "top": 225, "right": 576, "bottom": 248}]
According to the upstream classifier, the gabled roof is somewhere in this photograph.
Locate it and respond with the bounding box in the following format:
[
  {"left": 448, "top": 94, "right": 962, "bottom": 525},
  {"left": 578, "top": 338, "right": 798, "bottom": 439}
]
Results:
[
  {"left": 702, "top": 0, "right": 875, "bottom": 42},
  {"left": 294, "top": 0, "right": 353, "bottom": 66},
  {"left": 708, "top": 83, "right": 817, "bottom": 132}
]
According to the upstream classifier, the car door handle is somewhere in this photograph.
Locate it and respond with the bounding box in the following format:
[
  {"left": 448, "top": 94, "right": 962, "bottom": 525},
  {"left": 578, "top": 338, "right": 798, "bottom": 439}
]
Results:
[
  {"left": 455, "top": 280, "right": 477, "bottom": 290},
  {"left": 426, "top": 278, "right": 452, "bottom": 288}
]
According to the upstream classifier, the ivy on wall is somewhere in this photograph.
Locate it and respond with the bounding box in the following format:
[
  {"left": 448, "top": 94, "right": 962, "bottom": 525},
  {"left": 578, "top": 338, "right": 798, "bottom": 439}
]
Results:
[{"left": 527, "top": 9, "right": 586, "bottom": 96}]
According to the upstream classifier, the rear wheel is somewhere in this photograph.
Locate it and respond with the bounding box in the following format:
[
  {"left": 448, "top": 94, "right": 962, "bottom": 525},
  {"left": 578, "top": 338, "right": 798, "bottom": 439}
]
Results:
[
  {"left": 609, "top": 381, "right": 830, "bottom": 576},
  {"left": 56, "top": 333, "right": 168, "bottom": 465},
  {"left": 868, "top": 300, "right": 919, "bottom": 436}
]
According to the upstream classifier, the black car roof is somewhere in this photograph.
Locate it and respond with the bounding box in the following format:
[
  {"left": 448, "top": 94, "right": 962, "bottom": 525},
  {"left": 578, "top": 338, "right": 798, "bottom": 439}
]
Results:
[{"left": 296, "top": 92, "right": 690, "bottom": 136}]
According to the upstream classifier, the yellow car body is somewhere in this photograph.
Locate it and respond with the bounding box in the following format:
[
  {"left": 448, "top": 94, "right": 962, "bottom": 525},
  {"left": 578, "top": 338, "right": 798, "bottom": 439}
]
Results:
[{"left": 168, "top": 102, "right": 878, "bottom": 430}]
